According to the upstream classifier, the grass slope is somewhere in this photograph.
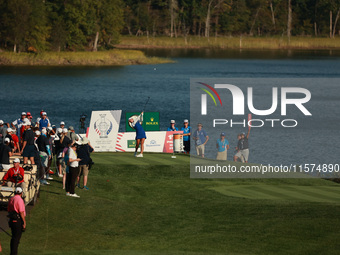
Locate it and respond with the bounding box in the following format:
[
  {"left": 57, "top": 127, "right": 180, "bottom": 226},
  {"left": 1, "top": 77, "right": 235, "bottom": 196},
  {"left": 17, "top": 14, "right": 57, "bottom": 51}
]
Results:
[
  {"left": 1, "top": 153, "right": 340, "bottom": 255},
  {"left": 0, "top": 50, "right": 173, "bottom": 66}
]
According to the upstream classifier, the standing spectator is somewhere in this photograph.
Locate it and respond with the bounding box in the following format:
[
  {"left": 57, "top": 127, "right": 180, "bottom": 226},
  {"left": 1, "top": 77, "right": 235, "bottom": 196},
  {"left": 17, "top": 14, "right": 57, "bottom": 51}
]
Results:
[
  {"left": 26, "top": 112, "right": 33, "bottom": 122},
  {"left": 5, "top": 128, "right": 14, "bottom": 150},
  {"left": 193, "top": 123, "right": 209, "bottom": 158},
  {"left": 66, "top": 143, "right": 81, "bottom": 198},
  {"left": 37, "top": 112, "right": 50, "bottom": 131},
  {"left": 167, "top": 120, "right": 178, "bottom": 131},
  {"left": 21, "top": 121, "right": 36, "bottom": 165},
  {"left": 57, "top": 128, "right": 71, "bottom": 182},
  {"left": 7, "top": 186, "right": 26, "bottom": 255},
  {"left": 19, "top": 118, "right": 29, "bottom": 146},
  {"left": 0, "top": 138, "right": 13, "bottom": 170},
  {"left": 216, "top": 133, "right": 229, "bottom": 160},
  {"left": 60, "top": 122, "right": 65, "bottom": 129},
  {"left": 181, "top": 119, "right": 191, "bottom": 154},
  {"left": 76, "top": 138, "right": 94, "bottom": 190},
  {"left": 66, "top": 126, "right": 78, "bottom": 142},
  {"left": 234, "top": 130, "right": 250, "bottom": 163},
  {"left": 11, "top": 112, "right": 26, "bottom": 139},
  {"left": 0, "top": 120, "right": 8, "bottom": 144},
  {"left": 10, "top": 128, "right": 20, "bottom": 153},
  {"left": 47, "top": 127, "right": 55, "bottom": 175},
  {"left": 36, "top": 129, "right": 52, "bottom": 184},
  {"left": 2, "top": 158, "right": 26, "bottom": 195}
]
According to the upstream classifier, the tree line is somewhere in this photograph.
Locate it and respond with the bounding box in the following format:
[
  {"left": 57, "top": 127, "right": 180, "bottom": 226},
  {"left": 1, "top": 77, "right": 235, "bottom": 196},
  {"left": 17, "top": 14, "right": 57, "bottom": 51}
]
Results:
[{"left": 0, "top": 0, "right": 339, "bottom": 53}]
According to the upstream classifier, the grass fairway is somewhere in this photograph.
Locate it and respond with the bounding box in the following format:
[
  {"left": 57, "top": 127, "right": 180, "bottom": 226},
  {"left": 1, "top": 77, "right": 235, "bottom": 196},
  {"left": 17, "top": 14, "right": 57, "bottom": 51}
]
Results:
[{"left": 1, "top": 153, "right": 340, "bottom": 254}]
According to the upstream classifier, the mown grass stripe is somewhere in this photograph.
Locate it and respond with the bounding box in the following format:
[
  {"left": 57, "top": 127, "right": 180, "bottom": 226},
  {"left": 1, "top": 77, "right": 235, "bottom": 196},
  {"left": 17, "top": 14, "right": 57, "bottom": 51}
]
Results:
[
  {"left": 257, "top": 185, "right": 333, "bottom": 202},
  {"left": 287, "top": 186, "right": 340, "bottom": 203}
]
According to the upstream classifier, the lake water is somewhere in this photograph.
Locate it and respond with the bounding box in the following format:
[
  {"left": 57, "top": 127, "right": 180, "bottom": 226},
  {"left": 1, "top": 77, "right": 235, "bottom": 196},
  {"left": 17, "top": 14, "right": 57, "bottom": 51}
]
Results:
[{"left": 0, "top": 49, "right": 339, "bottom": 167}]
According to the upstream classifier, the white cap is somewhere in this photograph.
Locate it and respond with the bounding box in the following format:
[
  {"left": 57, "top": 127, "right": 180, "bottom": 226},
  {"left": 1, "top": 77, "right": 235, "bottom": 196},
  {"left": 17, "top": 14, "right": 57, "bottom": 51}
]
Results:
[
  {"left": 41, "top": 129, "right": 47, "bottom": 134},
  {"left": 35, "top": 131, "right": 41, "bottom": 136},
  {"left": 60, "top": 121, "right": 65, "bottom": 125},
  {"left": 184, "top": 119, "right": 189, "bottom": 123},
  {"left": 21, "top": 112, "right": 26, "bottom": 116},
  {"left": 15, "top": 187, "right": 23, "bottom": 194},
  {"left": 4, "top": 137, "right": 10, "bottom": 143},
  {"left": 13, "top": 158, "right": 20, "bottom": 163},
  {"left": 7, "top": 128, "right": 12, "bottom": 133},
  {"left": 25, "top": 121, "right": 31, "bottom": 126},
  {"left": 0, "top": 120, "right": 3, "bottom": 125},
  {"left": 47, "top": 127, "right": 53, "bottom": 131},
  {"left": 62, "top": 128, "right": 68, "bottom": 133},
  {"left": 42, "top": 112, "right": 47, "bottom": 116},
  {"left": 82, "top": 137, "right": 89, "bottom": 144},
  {"left": 23, "top": 118, "right": 28, "bottom": 122},
  {"left": 170, "top": 120, "right": 175, "bottom": 124},
  {"left": 57, "top": 128, "right": 62, "bottom": 134}
]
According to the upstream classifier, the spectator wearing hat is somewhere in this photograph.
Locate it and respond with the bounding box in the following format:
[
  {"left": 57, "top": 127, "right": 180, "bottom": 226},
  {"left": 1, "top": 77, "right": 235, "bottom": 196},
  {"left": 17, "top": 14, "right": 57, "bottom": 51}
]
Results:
[
  {"left": 0, "top": 120, "right": 8, "bottom": 144},
  {"left": 193, "top": 123, "right": 209, "bottom": 158},
  {"left": 56, "top": 128, "right": 71, "bottom": 182},
  {"left": 216, "top": 133, "right": 229, "bottom": 160},
  {"left": 37, "top": 112, "right": 50, "bottom": 131},
  {"left": 7, "top": 186, "right": 26, "bottom": 255},
  {"left": 5, "top": 128, "right": 14, "bottom": 150},
  {"left": 234, "top": 130, "right": 250, "bottom": 163},
  {"left": 60, "top": 121, "right": 65, "bottom": 129},
  {"left": 21, "top": 121, "right": 36, "bottom": 165},
  {"left": 2, "top": 158, "right": 26, "bottom": 193},
  {"left": 11, "top": 112, "right": 26, "bottom": 138},
  {"left": 167, "top": 120, "right": 178, "bottom": 131},
  {"left": 76, "top": 137, "right": 94, "bottom": 190},
  {"left": 19, "top": 118, "right": 29, "bottom": 145},
  {"left": 0, "top": 138, "right": 13, "bottom": 170},
  {"left": 181, "top": 120, "right": 191, "bottom": 154},
  {"left": 26, "top": 112, "right": 32, "bottom": 118},
  {"left": 66, "top": 126, "right": 79, "bottom": 142}
]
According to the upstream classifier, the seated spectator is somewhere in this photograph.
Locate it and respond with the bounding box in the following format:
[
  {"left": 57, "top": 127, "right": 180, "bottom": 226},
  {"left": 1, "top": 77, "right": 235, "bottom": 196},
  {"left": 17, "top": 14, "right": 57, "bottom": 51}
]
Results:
[{"left": 2, "top": 158, "right": 26, "bottom": 196}]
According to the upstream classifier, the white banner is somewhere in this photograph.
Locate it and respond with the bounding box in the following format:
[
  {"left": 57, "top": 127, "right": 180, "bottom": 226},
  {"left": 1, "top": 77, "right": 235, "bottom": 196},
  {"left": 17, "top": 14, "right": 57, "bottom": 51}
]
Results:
[
  {"left": 115, "top": 131, "right": 183, "bottom": 153},
  {"left": 88, "top": 110, "right": 121, "bottom": 152}
]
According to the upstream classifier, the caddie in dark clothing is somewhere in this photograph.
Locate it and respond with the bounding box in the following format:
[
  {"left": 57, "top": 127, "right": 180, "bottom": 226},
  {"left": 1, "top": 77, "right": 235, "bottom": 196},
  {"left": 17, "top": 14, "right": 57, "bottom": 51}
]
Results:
[
  {"left": 21, "top": 122, "right": 35, "bottom": 165},
  {"left": 36, "top": 129, "right": 52, "bottom": 183},
  {"left": 76, "top": 138, "right": 94, "bottom": 190}
]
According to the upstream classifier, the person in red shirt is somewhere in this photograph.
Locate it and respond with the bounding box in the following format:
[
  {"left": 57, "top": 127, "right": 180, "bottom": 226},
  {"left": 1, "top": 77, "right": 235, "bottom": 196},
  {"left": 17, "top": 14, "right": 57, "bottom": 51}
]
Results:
[
  {"left": 2, "top": 158, "right": 26, "bottom": 196},
  {"left": 10, "top": 128, "right": 20, "bottom": 153},
  {"left": 8, "top": 186, "right": 26, "bottom": 255}
]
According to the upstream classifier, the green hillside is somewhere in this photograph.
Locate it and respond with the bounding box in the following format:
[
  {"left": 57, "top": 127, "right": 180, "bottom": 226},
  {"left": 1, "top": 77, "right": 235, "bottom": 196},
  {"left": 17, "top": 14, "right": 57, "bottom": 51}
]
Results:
[{"left": 1, "top": 153, "right": 339, "bottom": 255}]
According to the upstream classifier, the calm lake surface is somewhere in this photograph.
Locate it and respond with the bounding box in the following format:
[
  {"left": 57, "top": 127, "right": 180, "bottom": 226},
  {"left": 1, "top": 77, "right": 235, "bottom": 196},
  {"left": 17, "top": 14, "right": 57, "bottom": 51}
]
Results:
[{"left": 0, "top": 49, "right": 339, "bottom": 166}]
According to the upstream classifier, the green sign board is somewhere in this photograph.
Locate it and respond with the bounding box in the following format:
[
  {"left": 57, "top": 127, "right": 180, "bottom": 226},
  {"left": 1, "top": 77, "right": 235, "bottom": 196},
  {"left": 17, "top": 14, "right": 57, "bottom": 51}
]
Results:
[
  {"left": 126, "top": 112, "right": 160, "bottom": 132},
  {"left": 128, "top": 140, "right": 137, "bottom": 148}
]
